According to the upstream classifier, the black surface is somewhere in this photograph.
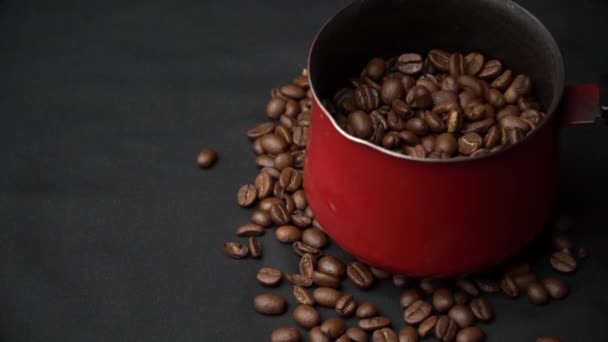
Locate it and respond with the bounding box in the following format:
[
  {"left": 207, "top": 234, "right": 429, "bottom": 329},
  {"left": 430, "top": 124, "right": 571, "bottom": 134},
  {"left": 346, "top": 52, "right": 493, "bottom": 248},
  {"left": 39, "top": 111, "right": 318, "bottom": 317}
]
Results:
[{"left": 1, "top": 0, "right": 608, "bottom": 341}]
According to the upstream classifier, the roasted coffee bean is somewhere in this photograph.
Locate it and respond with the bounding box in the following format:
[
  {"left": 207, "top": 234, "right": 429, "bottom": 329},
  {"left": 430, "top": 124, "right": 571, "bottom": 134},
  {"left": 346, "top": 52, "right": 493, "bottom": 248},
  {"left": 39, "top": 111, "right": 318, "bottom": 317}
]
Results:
[
  {"left": 279, "top": 167, "right": 303, "bottom": 193},
  {"left": 406, "top": 86, "right": 432, "bottom": 109},
  {"left": 364, "top": 76, "right": 383, "bottom": 91},
  {"left": 347, "top": 262, "right": 374, "bottom": 289},
  {"left": 417, "top": 76, "right": 439, "bottom": 93},
  {"left": 398, "top": 53, "right": 423, "bottom": 75},
  {"left": 293, "top": 241, "right": 320, "bottom": 257},
  {"left": 251, "top": 210, "right": 272, "bottom": 228},
  {"left": 271, "top": 326, "right": 301, "bottom": 342},
  {"left": 313, "top": 287, "right": 342, "bottom": 308},
  {"left": 336, "top": 294, "right": 358, "bottom": 317},
  {"left": 348, "top": 111, "right": 374, "bottom": 139},
  {"left": 454, "top": 291, "right": 471, "bottom": 305},
  {"left": 356, "top": 302, "right": 380, "bottom": 318},
  {"left": 392, "top": 274, "right": 408, "bottom": 288},
  {"left": 381, "top": 132, "right": 401, "bottom": 149},
  {"left": 397, "top": 130, "right": 419, "bottom": 146},
  {"left": 433, "top": 288, "right": 455, "bottom": 313},
  {"left": 465, "top": 52, "right": 485, "bottom": 75},
  {"left": 400, "top": 288, "right": 424, "bottom": 308},
  {"left": 280, "top": 84, "right": 306, "bottom": 100},
  {"left": 317, "top": 256, "right": 346, "bottom": 279},
  {"left": 463, "top": 101, "right": 486, "bottom": 122},
  {"left": 334, "top": 88, "right": 357, "bottom": 113},
  {"left": 302, "top": 228, "right": 328, "bottom": 249},
  {"left": 420, "top": 135, "right": 436, "bottom": 153},
  {"left": 520, "top": 109, "right": 544, "bottom": 127},
  {"left": 293, "top": 285, "right": 315, "bottom": 305},
  {"left": 551, "top": 250, "right": 577, "bottom": 273},
  {"left": 381, "top": 78, "right": 405, "bottom": 105},
  {"left": 273, "top": 152, "right": 294, "bottom": 171},
  {"left": 496, "top": 104, "right": 521, "bottom": 121},
  {"left": 347, "top": 328, "right": 368, "bottom": 342},
  {"left": 293, "top": 74, "right": 310, "bottom": 89},
  {"left": 321, "top": 318, "right": 347, "bottom": 339},
  {"left": 249, "top": 237, "right": 262, "bottom": 258},
  {"left": 285, "top": 99, "right": 301, "bottom": 116},
  {"left": 448, "top": 304, "right": 476, "bottom": 328},
  {"left": 483, "top": 125, "right": 502, "bottom": 149},
  {"left": 462, "top": 117, "right": 495, "bottom": 135},
  {"left": 256, "top": 154, "right": 275, "bottom": 168},
  {"left": 432, "top": 91, "right": 457, "bottom": 106},
  {"left": 527, "top": 281, "right": 550, "bottom": 305},
  {"left": 255, "top": 172, "right": 274, "bottom": 199},
  {"left": 449, "top": 53, "right": 465, "bottom": 76},
  {"left": 292, "top": 212, "right": 312, "bottom": 228},
  {"left": 435, "top": 316, "right": 458, "bottom": 341},
  {"left": 291, "top": 190, "right": 307, "bottom": 210},
  {"left": 355, "top": 85, "right": 380, "bottom": 112},
  {"left": 267, "top": 98, "right": 287, "bottom": 119},
  {"left": 511, "top": 272, "right": 537, "bottom": 290},
  {"left": 456, "top": 326, "right": 485, "bottom": 342},
  {"left": 403, "top": 300, "right": 432, "bottom": 324},
  {"left": 399, "top": 326, "right": 419, "bottom": 342},
  {"left": 391, "top": 99, "right": 413, "bottom": 120},
  {"left": 428, "top": 49, "right": 450, "bottom": 71},
  {"left": 275, "top": 125, "right": 293, "bottom": 146},
  {"left": 420, "top": 278, "right": 446, "bottom": 294},
  {"left": 309, "top": 327, "right": 332, "bottom": 342},
  {"left": 373, "top": 328, "right": 399, "bottom": 342},
  {"left": 491, "top": 69, "right": 513, "bottom": 91},
  {"left": 254, "top": 293, "right": 287, "bottom": 315},
  {"left": 312, "top": 271, "right": 341, "bottom": 288},
  {"left": 259, "top": 197, "right": 282, "bottom": 212},
  {"left": 542, "top": 277, "right": 569, "bottom": 299},
  {"left": 387, "top": 110, "right": 405, "bottom": 130},
  {"left": 293, "top": 304, "right": 321, "bottom": 329},
  {"left": 469, "top": 297, "right": 493, "bottom": 321},
  {"left": 292, "top": 126, "right": 309, "bottom": 148},
  {"left": 299, "top": 254, "right": 315, "bottom": 278},
  {"left": 447, "top": 109, "right": 463, "bottom": 133},
  {"left": 505, "top": 74, "right": 531, "bottom": 103},
  {"left": 335, "top": 334, "right": 350, "bottom": 342},
  {"left": 479, "top": 59, "right": 503, "bottom": 79},
  {"left": 458, "top": 132, "right": 483, "bottom": 155},
  {"left": 237, "top": 184, "right": 257, "bottom": 207},
  {"left": 280, "top": 114, "right": 297, "bottom": 129},
  {"left": 366, "top": 267, "right": 390, "bottom": 280},
  {"left": 441, "top": 75, "right": 459, "bottom": 92},
  {"left": 552, "top": 232, "right": 573, "bottom": 251},
  {"left": 260, "top": 133, "right": 288, "bottom": 154},
  {"left": 358, "top": 316, "right": 391, "bottom": 331},
  {"left": 366, "top": 58, "right": 386, "bottom": 80},
  {"left": 286, "top": 273, "right": 313, "bottom": 287},
  {"left": 236, "top": 223, "right": 265, "bottom": 237},
  {"left": 486, "top": 88, "right": 505, "bottom": 108},
  {"left": 405, "top": 117, "right": 429, "bottom": 136},
  {"left": 248, "top": 122, "right": 276, "bottom": 140},
  {"left": 475, "top": 278, "right": 500, "bottom": 294},
  {"left": 223, "top": 242, "right": 249, "bottom": 259},
  {"left": 257, "top": 267, "right": 282, "bottom": 287},
  {"left": 262, "top": 166, "right": 281, "bottom": 178},
  {"left": 276, "top": 225, "right": 301, "bottom": 243},
  {"left": 433, "top": 132, "right": 457, "bottom": 155},
  {"left": 270, "top": 203, "right": 290, "bottom": 225},
  {"left": 458, "top": 75, "right": 483, "bottom": 97},
  {"left": 424, "top": 111, "right": 446, "bottom": 133},
  {"left": 252, "top": 138, "right": 265, "bottom": 155},
  {"left": 500, "top": 116, "right": 530, "bottom": 134},
  {"left": 418, "top": 315, "right": 437, "bottom": 338},
  {"left": 500, "top": 275, "right": 519, "bottom": 298}
]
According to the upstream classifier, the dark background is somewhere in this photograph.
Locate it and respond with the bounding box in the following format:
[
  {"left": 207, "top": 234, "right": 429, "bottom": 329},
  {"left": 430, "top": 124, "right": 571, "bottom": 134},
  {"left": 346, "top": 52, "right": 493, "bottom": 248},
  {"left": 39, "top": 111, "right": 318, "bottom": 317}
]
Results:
[{"left": 1, "top": 0, "right": 607, "bottom": 341}]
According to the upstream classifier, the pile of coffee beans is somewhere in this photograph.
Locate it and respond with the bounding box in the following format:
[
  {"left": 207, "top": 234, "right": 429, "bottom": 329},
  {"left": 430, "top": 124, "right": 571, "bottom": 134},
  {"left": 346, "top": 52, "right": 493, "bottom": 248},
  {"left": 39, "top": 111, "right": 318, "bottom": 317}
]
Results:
[
  {"left": 216, "top": 67, "right": 587, "bottom": 341},
  {"left": 323, "top": 50, "right": 545, "bottom": 159}
]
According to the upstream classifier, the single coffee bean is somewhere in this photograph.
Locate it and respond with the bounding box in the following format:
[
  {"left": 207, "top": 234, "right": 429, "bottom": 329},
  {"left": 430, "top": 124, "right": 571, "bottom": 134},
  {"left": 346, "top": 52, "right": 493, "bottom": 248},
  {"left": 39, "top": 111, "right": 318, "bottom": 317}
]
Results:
[
  {"left": 359, "top": 316, "right": 391, "bottom": 332},
  {"left": 256, "top": 154, "right": 275, "bottom": 168},
  {"left": 273, "top": 152, "right": 294, "bottom": 171},
  {"left": 500, "top": 115, "right": 530, "bottom": 133},
  {"left": 399, "top": 326, "right": 419, "bottom": 342},
  {"left": 550, "top": 250, "right": 577, "bottom": 273},
  {"left": 373, "top": 328, "right": 399, "bottom": 342},
  {"left": 293, "top": 304, "right": 321, "bottom": 329},
  {"left": 196, "top": 148, "right": 218, "bottom": 169},
  {"left": 355, "top": 85, "right": 380, "bottom": 112},
  {"left": 404, "top": 143, "right": 427, "bottom": 158},
  {"left": 260, "top": 133, "right": 288, "bottom": 154},
  {"left": 293, "top": 285, "right": 315, "bottom": 305},
  {"left": 292, "top": 126, "right": 309, "bottom": 147},
  {"left": 479, "top": 59, "right": 503, "bottom": 79},
  {"left": 381, "top": 79, "right": 405, "bottom": 105},
  {"left": 291, "top": 190, "right": 307, "bottom": 210},
  {"left": 519, "top": 97, "right": 541, "bottom": 111},
  {"left": 237, "top": 184, "right": 257, "bottom": 207},
  {"left": 403, "top": 300, "right": 432, "bottom": 324},
  {"left": 348, "top": 111, "right": 374, "bottom": 139},
  {"left": 317, "top": 256, "right": 346, "bottom": 279},
  {"left": 447, "top": 108, "right": 463, "bottom": 133},
  {"left": 285, "top": 99, "right": 301, "bottom": 116},
  {"left": 552, "top": 232, "right": 573, "bottom": 251},
  {"left": 428, "top": 49, "right": 450, "bottom": 71},
  {"left": 449, "top": 53, "right": 465, "bottom": 76},
  {"left": 537, "top": 337, "right": 561, "bottom": 342},
  {"left": 366, "top": 58, "right": 386, "bottom": 80},
  {"left": 249, "top": 237, "right": 262, "bottom": 258},
  {"left": 400, "top": 288, "right": 424, "bottom": 308},
  {"left": 424, "top": 111, "right": 446, "bottom": 133},
  {"left": 469, "top": 297, "right": 493, "bottom": 321},
  {"left": 420, "top": 135, "right": 436, "bottom": 153},
  {"left": 483, "top": 125, "right": 502, "bottom": 149},
  {"left": 222, "top": 241, "right": 249, "bottom": 259},
  {"left": 578, "top": 247, "right": 590, "bottom": 259},
  {"left": 313, "top": 287, "right": 342, "bottom": 308},
  {"left": 281, "top": 193, "right": 296, "bottom": 213},
  {"left": 504, "top": 74, "right": 531, "bottom": 103},
  {"left": 259, "top": 197, "right": 282, "bottom": 212},
  {"left": 448, "top": 304, "right": 476, "bottom": 328},
  {"left": 279, "top": 167, "right": 303, "bottom": 193},
  {"left": 321, "top": 318, "right": 347, "bottom": 339},
  {"left": 392, "top": 99, "right": 414, "bottom": 119},
  {"left": 299, "top": 254, "right": 315, "bottom": 278},
  {"left": 418, "top": 315, "right": 437, "bottom": 338},
  {"left": 491, "top": 69, "right": 513, "bottom": 91},
  {"left": 257, "top": 267, "right": 282, "bottom": 287},
  {"left": 275, "top": 225, "right": 301, "bottom": 244},
  {"left": 406, "top": 86, "right": 432, "bottom": 109},
  {"left": 435, "top": 316, "right": 458, "bottom": 341},
  {"left": 463, "top": 101, "right": 486, "bottom": 122},
  {"left": 398, "top": 130, "right": 420, "bottom": 146},
  {"left": 441, "top": 75, "right": 459, "bottom": 92},
  {"left": 433, "top": 288, "right": 455, "bottom": 313},
  {"left": 334, "top": 88, "right": 357, "bottom": 113},
  {"left": 417, "top": 76, "right": 439, "bottom": 93},
  {"left": 387, "top": 110, "right": 405, "bottom": 130},
  {"left": 275, "top": 125, "right": 293, "bottom": 146},
  {"left": 458, "top": 75, "right": 483, "bottom": 97},
  {"left": 527, "top": 281, "right": 550, "bottom": 305},
  {"left": 456, "top": 326, "right": 485, "bottom": 342},
  {"left": 382, "top": 132, "right": 401, "bottom": 149},
  {"left": 293, "top": 241, "right": 320, "bottom": 257},
  {"left": 432, "top": 91, "right": 458, "bottom": 106},
  {"left": 270, "top": 203, "right": 290, "bottom": 225},
  {"left": 271, "top": 326, "right": 301, "bottom": 342},
  {"left": 432, "top": 132, "right": 457, "bottom": 155},
  {"left": 236, "top": 223, "right": 265, "bottom": 237},
  {"left": 267, "top": 97, "right": 287, "bottom": 119},
  {"left": 347, "top": 327, "right": 368, "bottom": 342},
  {"left": 293, "top": 74, "right": 309, "bottom": 89},
  {"left": 454, "top": 291, "right": 471, "bottom": 305},
  {"left": 458, "top": 132, "right": 483, "bottom": 155},
  {"left": 462, "top": 117, "right": 495, "bottom": 135},
  {"left": 261, "top": 166, "right": 281, "bottom": 179},
  {"left": 465, "top": 52, "right": 485, "bottom": 75},
  {"left": 302, "top": 228, "right": 328, "bottom": 249},
  {"left": 335, "top": 334, "right": 350, "bottom": 342},
  {"left": 391, "top": 274, "right": 408, "bottom": 288},
  {"left": 364, "top": 76, "right": 383, "bottom": 91},
  {"left": 347, "top": 262, "right": 374, "bottom": 289},
  {"left": 542, "top": 277, "right": 569, "bottom": 299},
  {"left": 398, "top": 53, "right": 423, "bottom": 75},
  {"left": 309, "top": 327, "right": 332, "bottom": 342},
  {"left": 405, "top": 117, "right": 428, "bottom": 136},
  {"left": 252, "top": 138, "right": 264, "bottom": 155},
  {"left": 500, "top": 275, "right": 519, "bottom": 298},
  {"left": 292, "top": 212, "right": 312, "bottom": 228},
  {"left": 520, "top": 109, "right": 544, "bottom": 127},
  {"left": 336, "top": 294, "right": 358, "bottom": 317},
  {"left": 486, "top": 88, "right": 506, "bottom": 108},
  {"left": 312, "top": 271, "right": 341, "bottom": 288},
  {"left": 355, "top": 302, "right": 380, "bottom": 319},
  {"left": 280, "top": 114, "right": 297, "bottom": 129},
  {"left": 281, "top": 84, "right": 306, "bottom": 99},
  {"left": 253, "top": 293, "right": 287, "bottom": 315},
  {"left": 496, "top": 104, "right": 521, "bottom": 121},
  {"left": 255, "top": 172, "right": 274, "bottom": 199},
  {"left": 286, "top": 273, "right": 313, "bottom": 287},
  {"left": 475, "top": 278, "right": 500, "bottom": 294}
]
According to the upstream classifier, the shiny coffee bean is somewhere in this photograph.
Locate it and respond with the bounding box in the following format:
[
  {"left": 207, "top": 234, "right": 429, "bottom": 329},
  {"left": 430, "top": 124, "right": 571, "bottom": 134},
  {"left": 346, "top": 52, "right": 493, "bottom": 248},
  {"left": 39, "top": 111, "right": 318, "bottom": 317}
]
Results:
[
  {"left": 406, "top": 117, "right": 429, "bottom": 136},
  {"left": 462, "top": 117, "right": 495, "bottom": 135},
  {"left": 454, "top": 291, "right": 471, "bottom": 305},
  {"left": 276, "top": 225, "right": 301, "bottom": 243},
  {"left": 255, "top": 172, "right": 274, "bottom": 199},
  {"left": 236, "top": 223, "right": 265, "bottom": 237},
  {"left": 527, "top": 281, "right": 550, "bottom": 305},
  {"left": 469, "top": 297, "right": 493, "bottom": 321},
  {"left": 279, "top": 167, "right": 303, "bottom": 193},
  {"left": 250, "top": 210, "right": 272, "bottom": 228},
  {"left": 398, "top": 53, "right": 423, "bottom": 75},
  {"left": 491, "top": 69, "right": 513, "bottom": 91},
  {"left": 355, "top": 84, "right": 380, "bottom": 111},
  {"left": 373, "top": 328, "right": 399, "bottom": 342},
  {"left": 248, "top": 122, "right": 276, "bottom": 140},
  {"left": 456, "top": 279, "right": 479, "bottom": 297},
  {"left": 433, "top": 288, "right": 455, "bottom": 313},
  {"left": 299, "top": 254, "right": 315, "bottom": 278},
  {"left": 281, "top": 84, "right": 306, "bottom": 99},
  {"left": 335, "top": 294, "right": 358, "bottom": 317},
  {"left": 504, "top": 74, "right": 531, "bottom": 103},
  {"left": 456, "top": 326, "right": 485, "bottom": 342},
  {"left": 449, "top": 53, "right": 465, "bottom": 76},
  {"left": 447, "top": 109, "right": 463, "bottom": 133},
  {"left": 399, "top": 326, "right": 419, "bottom": 342},
  {"left": 249, "top": 237, "right": 262, "bottom": 258},
  {"left": 317, "top": 256, "right": 346, "bottom": 279},
  {"left": 392, "top": 274, "right": 408, "bottom": 288},
  {"left": 542, "top": 277, "right": 569, "bottom": 299},
  {"left": 479, "top": 59, "right": 503, "bottom": 79},
  {"left": 400, "top": 288, "right": 424, "bottom": 308},
  {"left": 257, "top": 267, "right": 282, "bottom": 287},
  {"left": 270, "top": 202, "right": 290, "bottom": 225},
  {"left": 458, "top": 132, "right": 483, "bottom": 155},
  {"left": 406, "top": 86, "right": 432, "bottom": 109},
  {"left": 348, "top": 111, "right": 374, "bottom": 139},
  {"left": 403, "top": 300, "right": 432, "bottom": 324},
  {"left": 309, "top": 327, "right": 332, "bottom": 342},
  {"left": 321, "top": 318, "right": 347, "bottom": 339},
  {"left": 428, "top": 49, "right": 450, "bottom": 71},
  {"left": 273, "top": 152, "right": 294, "bottom": 171},
  {"left": 347, "top": 328, "right": 368, "bottom": 342},
  {"left": 271, "top": 326, "right": 301, "bottom": 342},
  {"left": 313, "top": 287, "right": 343, "bottom": 308},
  {"left": 261, "top": 133, "right": 288, "bottom": 154},
  {"left": 293, "top": 286, "right": 315, "bottom": 305},
  {"left": 458, "top": 75, "right": 483, "bottom": 97},
  {"left": 435, "top": 316, "right": 458, "bottom": 341},
  {"left": 267, "top": 97, "right": 287, "bottom": 119},
  {"left": 366, "top": 58, "right": 386, "bottom": 80},
  {"left": 356, "top": 302, "right": 380, "bottom": 318},
  {"left": 465, "top": 52, "right": 485, "bottom": 75},
  {"left": 253, "top": 293, "right": 287, "bottom": 315},
  {"left": 302, "top": 228, "right": 328, "bottom": 249},
  {"left": 483, "top": 125, "right": 502, "bottom": 149},
  {"left": 347, "top": 262, "right": 374, "bottom": 289},
  {"left": 222, "top": 241, "right": 249, "bottom": 259},
  {"left": 381, "top": 78, "right": 405, "bottom": 105},
  {"left": 285, "top": 273, "right": 313, "bottom": 287},
  {"left": 550, "top": 250, "right": 577, "bottom": 273},
  {"left": 420, "top": 135, "right": 435, "bottom": 153},
  {"left": 418, "top": 315, "right": 437, "bottom": 338},
  {"left": 312, "top": 271, "right": 341, "bottom": 288},
  {"left": 237, "top": 184, "right": 257, "bottom": 207},
  {"left": 358, "top": 316, "right": 391, "bottom": 332},
  {"left": 293, "top": 241, "right": 320, "bottom": 257},
  {"left": 448, "top": 304, "right": 476, "bottom": 328},
  {"left": 500, "top": 275, "right": 519, "bottom": 298},
  {"left": 293, "top": 304, "right": 321, "bottom": 329},
  {"left": 424, "top": 111, "right": 446, "bottom": 133},
  {"left": 259, "top": 197, "right": 283, "bottom": 211}
]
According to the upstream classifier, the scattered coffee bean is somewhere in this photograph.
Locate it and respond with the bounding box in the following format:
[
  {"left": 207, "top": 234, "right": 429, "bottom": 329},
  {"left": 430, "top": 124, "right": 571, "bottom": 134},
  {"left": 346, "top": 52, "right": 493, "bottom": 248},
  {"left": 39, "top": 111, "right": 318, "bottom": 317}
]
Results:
[
  {"left": 454, "top": 291, "right": 471, "bottom": 305},
  {"left": 293, "top": 304, "right": 321, "bottom": 329},
  {"left": 433, "top": 288, "right": 455, "bottom": 313},
  {"left": 223, "top": 241, "right": 249, "bottom": 259},
  {"left": 373, "top": 327, "right": 399, "bottom": 342},
  {"left": 469, "top": 297, "right": 493, "bottom": 321},
  {"left": 356, "top": 302, "right": 380, "bottom": 319},
  {"left": 435, "top": 316, "right": 458, "bottom": 341},
  {"left": 254, "top": 293, "right": 287, "bottom": 315},
  {"left": 249, "top": 237, "right": 262, "bottom": 258},
  {"left": 237, "top": 184, "right": 257, "bottom": 207},
  {"left": 550, "top": 251, "right": 577, "bottom": 273},
  {"left": 418, "top": 315, "right": 437, "bottom": 338},
  {"left": 358, "top": 316, "right": 391, "bottom": 331},
  {"left": 270, "top": 203, "right": 291, "bottom": 226},
  {"left": 196, "top": 148, "right": 218, "bottom": 168},
  {"left": 456, "top": 326, "right": 485, "bottom": 342},
  {"left": 500, "top": 275, "right": 519, "bottom": 298},
  {"left": 512, "top": 272, "right": 538, "bottom": 290},
  {"left": 403, "top": 300, "right": 432, "bottom": 324},
  {"left": 312, "top": 270, "right": 341, "bottom": 288},
  {"left": 299, "top": 254, "right": 315, "bottom": 278},
  {"left": 236, "top": 223, "right": 265, "bottom": 237},
  {"left": 259, "top": 197, "right": 283, "bottom": 212},
  {"left": 285, "top": 273, "right": 313, "bottom": 287},
  {"left": 542, "top": 277, "right": 569, "bottom": 300},
  {"left": 293, "top": 285, "right": 315, "bottom": 306},
  {"left": 369, "top": 266, "right": 391, "bottom": 280},
  {"left": 448, "top": 304, "right": 476, "bottom": 328},
  {"left": 317, "top": 256, "right": 346, "bottom": 279},
  {"left": 398, "top": 326, "right": 419, "bottom": 342},
  {"left": 391, "top": 274, "right": 408, "bottom": 288},
  {"left": 347, "top": 262, "right": 375, "bottom": 289},
  {"left": 313, "top": 287, "right": 343, "bottom": 308},
  {"left": 347, "top": 327, "right": 368, "bottom": 342},
  {"left": 251, "top": 209, "right": 273, "bottom": 227},
  {"left": 248, "top": 122, "right": 276, "bottom": 140},
  {"left": 336, "top": 294, "right": 358, "bottom": 317},
  {"left": 475, "top": 278, "right": 500, "bottom": 294},
  {"left": 257, "top": 267, "right": 282, "bottom": 287},
  {"left": 271, "top": 326, "right": 301, "bottom": 342},
  {"left": 527, "top": 281, "right": 550, "bottom": 305},
  {"left": 321, "top": 318, "right": 347, "bottom": 339},
  {"left": 309, "top": 327, "right": 332, "bottom": 342},
  {"left": 292, "top": 241, "right": 320, "bottom": 257},
  {"left": 302, "top": 228, "right": 328, "bottom": 249},
  {"left": 456, "top": 279, "right": 479, "bottom": 297},
  {"left": 275, "top": 225, "right": 302, "bottom": 243}
]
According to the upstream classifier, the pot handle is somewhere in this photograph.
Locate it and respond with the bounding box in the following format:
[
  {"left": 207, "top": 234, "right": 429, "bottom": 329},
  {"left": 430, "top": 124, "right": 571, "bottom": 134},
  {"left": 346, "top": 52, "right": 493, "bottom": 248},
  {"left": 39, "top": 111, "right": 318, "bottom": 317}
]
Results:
[{"left": 559, "top": 75, "right": 608, "bottom": 127}]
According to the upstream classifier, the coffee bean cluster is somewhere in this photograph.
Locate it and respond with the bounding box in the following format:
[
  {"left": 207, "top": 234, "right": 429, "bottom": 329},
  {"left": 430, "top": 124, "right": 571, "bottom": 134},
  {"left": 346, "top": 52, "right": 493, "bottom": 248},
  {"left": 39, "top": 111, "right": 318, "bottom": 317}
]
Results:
[
  {"left": 217, "top": 68, "right": 587, "bottom": 341},
  {"left": 323, "top": 50, "right": 545, "bottom": 159}
]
